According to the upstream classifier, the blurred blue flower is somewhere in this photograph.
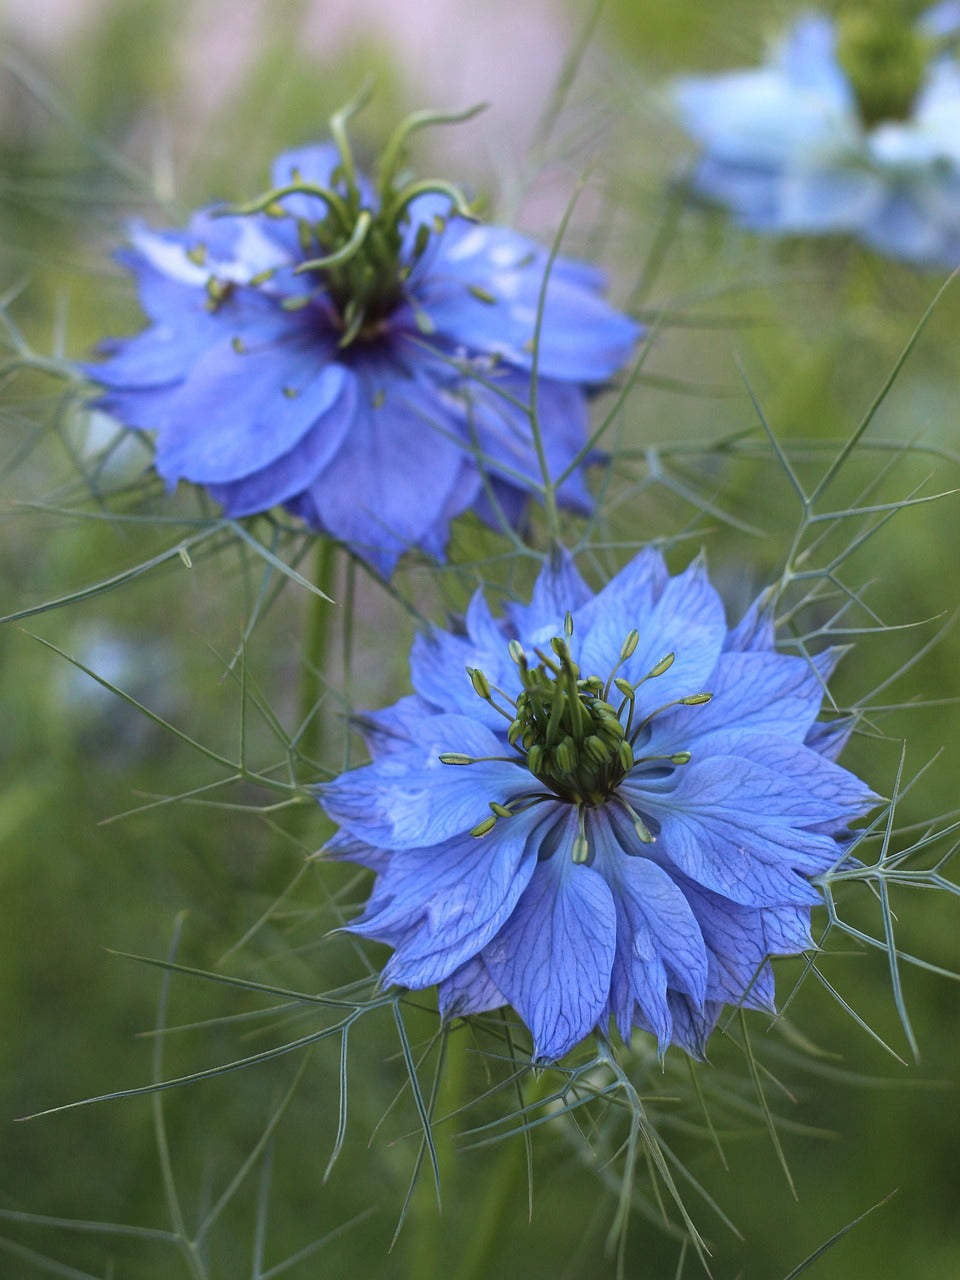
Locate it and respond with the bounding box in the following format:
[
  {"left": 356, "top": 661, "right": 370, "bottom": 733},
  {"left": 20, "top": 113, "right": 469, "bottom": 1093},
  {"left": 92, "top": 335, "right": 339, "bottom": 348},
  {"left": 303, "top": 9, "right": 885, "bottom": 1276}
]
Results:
[
  {"left": 674, "top": 4, "right": 960, "bottom": 264},
  {"left": 320, "top": 551, "right": 876, "bottom": 1061},
  {"left": 85, "top": 116, "right": 640, "bottom": 575}
]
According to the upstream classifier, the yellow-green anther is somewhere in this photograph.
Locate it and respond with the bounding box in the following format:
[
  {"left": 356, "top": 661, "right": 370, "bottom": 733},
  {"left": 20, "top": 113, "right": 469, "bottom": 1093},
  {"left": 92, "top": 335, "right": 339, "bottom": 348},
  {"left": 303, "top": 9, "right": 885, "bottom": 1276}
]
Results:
[
  {"left": 618, "top": 739, "right": 634, "bottom": 773},
  {"left": 649, "top": 652, "right": 675, "bottom": 678},
  {"left": 231, "top": 336, "right": 246, "bottom": 354},
  {"left": 281, "top": 293, "right": 312, "bottom": 311},
  {"left": 489, "top": 802, "right": 513, "bottom": 818},
  {"left": 564, "top": 611, "right": 574, "bottom": 639},
  {"left": 439, "top": 752, "right": 474, "bottom": 765},
  {"left": 249, "top": 267, "right": 276, "bottom": 287},
  {"left": 507, "top": 720, "right": 522, "bottom": 746},
  {"left": 572, "top": 834, "right": 590, "bottom": 864},
  {"left": 186, "top": 244, "right": 207, "bottom": 266},
  {"left": 468, "top": 666, "right": 491, "bottom": 700},
  {"left": 583, "top": 675, "right": 604, "bottom": 694},
  {"left": 614, "top": 676, "right": 634, "bottom": 698},
  {"left": 583, "top": 735, "right": 609, "bottom": 764},
  {"left": 670, "top": 751, "right": 691, "bottom": 765},
  {"left": 596, "top": 711, "right": 623, "bottom": 738},
  {"left": 634, "top": 815, "right": 655, "bottom": 844},
  {"left": 522, "top": 725, "right": 537, "bottom": 750},
  {"left": 468, "top": 284, "right": 497, "bottom": 304},
  {"left": 681, "top": 692, "right": 712, "bottom": 706},
  {"left": 555, "top": 737, "right": 578, "bottom": 775},
  {"left": 470, "top": 815, "right": 497, "bottom": 837},
  {"left": 619, "top": 629, "right": 639, "bottom": 661},
  {"left": 265, "top": 201, "right": 286, "bottom": 218},
  {"left": 508, "top": 639, "right": 526, "bottom": 668},
  {"left": 527, "top": 743, "right": 544, "bottom": 777}
]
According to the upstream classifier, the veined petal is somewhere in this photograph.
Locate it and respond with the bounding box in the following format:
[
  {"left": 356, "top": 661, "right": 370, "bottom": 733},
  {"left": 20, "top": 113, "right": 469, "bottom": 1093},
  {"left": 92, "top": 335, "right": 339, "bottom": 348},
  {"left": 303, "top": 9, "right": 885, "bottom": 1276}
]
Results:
[
  {"left": 438, "top": 955, "right": 506, "bottom": 1020},
  {"left": 483, "top": 810, "right": 617, "bottom": 1061},
  {"left": 577, "top": 553, "right": 727, "bottom": 712},
  {"left": 593, "top": 810, "right": 708, "bottom": 1051},
  {"left": 365, "top": 804, "right": 550, "bottom": 989},
  {"left": 319, "top": 713, "right": 535, "bottom": 850}
]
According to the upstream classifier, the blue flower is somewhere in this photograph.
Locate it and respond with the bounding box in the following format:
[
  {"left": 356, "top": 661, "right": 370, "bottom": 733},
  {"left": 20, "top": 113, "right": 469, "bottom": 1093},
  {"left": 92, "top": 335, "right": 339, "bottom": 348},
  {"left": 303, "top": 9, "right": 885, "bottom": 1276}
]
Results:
[
  {"left": 673, "top": 4, "right": 960, "bottom": 265},
  {"left": 319, "top": 551, "right": 877, "bottom": 1061},
  {"left": 84, "top": 114, "right": 640, "bottom": 575}
]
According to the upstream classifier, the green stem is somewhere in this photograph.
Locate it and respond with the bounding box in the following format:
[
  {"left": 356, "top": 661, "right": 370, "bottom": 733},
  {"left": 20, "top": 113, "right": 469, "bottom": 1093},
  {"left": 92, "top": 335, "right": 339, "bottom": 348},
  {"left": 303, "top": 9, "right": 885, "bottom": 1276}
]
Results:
[{"left": 299, "top": 538, "right": 337, "bottom": 768}]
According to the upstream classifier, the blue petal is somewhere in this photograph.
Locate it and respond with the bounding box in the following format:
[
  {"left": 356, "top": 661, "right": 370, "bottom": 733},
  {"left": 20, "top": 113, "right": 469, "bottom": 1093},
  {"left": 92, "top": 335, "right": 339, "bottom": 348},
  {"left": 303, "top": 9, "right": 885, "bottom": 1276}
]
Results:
[
  {"left": 666, "top": 996, "right": 723, "bottom": 1059},
  {"left": 635, "top": 757, "right": 844, "bottom": 906},
  {"left": 268, "top": 144, "right": 377, "bottom": 235},
  {"left": 154, "top": 339, "right": 346, "bottom": 484},
  {"left": 298, "top": 362, "right": 481, "bottom": 572},
  {"left": 593, "top": 810, "right": 708, "bottom": 1051},
  {"left": 674, "top": 877, "right": 778, "bottom": 1010},
  {"left": 804, "top": 717, "right": 855, "bottom": 762},
  {"left": 319, "top": 713, "right": 534, "bottom": 850},
  {"left": 206, "top": 372, "right": 357, "bottom": 513},
  {"left": 778, "top": 168, "right": 884, "bottom": 233},
  {"left": 504, "top": 548, "right": 592, "bottom": 635},
  {"left": 409, "top": 603, "right": 517, "bottom": 732},
  {"left": 649, "top": 649, "right": 833, "bottom": 753},
  {"left": 419, "top": 222, "right": 640, "bottom": 383},
  {"left": 577, "top": 554, "right": 727, "bottom": 713},
  {"left": 353, "top": 695, "right": 438, "bottom": 758},
  {"left": 360, "top": 804, "right": 549, "bottom": 989},
  {"left": 483, "top": 810, "right": 617, "bottom": 1061},
  {"left": 723, "top": 593, "right": 776, "bottom": 653},
  {"left": 425, "top": 364, "right": 595, "bottom": 514},
  {"left": 437, "top": 955, "right": 506, "bottom": 1019}
]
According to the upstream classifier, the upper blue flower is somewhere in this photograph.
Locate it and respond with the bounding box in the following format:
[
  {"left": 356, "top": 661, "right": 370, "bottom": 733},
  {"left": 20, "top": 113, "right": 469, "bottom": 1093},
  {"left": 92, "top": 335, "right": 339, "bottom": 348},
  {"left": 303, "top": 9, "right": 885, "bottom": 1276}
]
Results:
[
  {"left": 83, "top": 110, "right": 640, "bottom": 575},
  {"left": 319, "top": 550, "right": 877, "bottom": 1061},
  {"left": 673, "top": 4, "right": 960, "bottom": 265}
]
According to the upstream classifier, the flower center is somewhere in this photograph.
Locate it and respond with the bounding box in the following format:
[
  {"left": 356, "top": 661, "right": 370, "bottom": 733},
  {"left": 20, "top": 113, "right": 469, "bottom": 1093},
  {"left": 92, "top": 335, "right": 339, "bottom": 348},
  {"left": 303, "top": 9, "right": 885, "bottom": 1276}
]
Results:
[
  {"left": 836, "top": 10, "right": 928, "bottom": 128},
  {"left": 221, "top": 92, "right": 480, "bottom": 348},
  {"left": 440, "top": 613, "right": 712, "bottom": 863}
]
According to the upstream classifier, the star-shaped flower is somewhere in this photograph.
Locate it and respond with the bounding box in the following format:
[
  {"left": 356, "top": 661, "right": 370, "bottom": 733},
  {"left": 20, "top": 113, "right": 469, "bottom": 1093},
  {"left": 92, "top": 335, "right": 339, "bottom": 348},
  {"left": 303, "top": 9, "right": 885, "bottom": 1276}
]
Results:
[{"left": 320, "top": 550, "right": 877, "bottom": 1060}]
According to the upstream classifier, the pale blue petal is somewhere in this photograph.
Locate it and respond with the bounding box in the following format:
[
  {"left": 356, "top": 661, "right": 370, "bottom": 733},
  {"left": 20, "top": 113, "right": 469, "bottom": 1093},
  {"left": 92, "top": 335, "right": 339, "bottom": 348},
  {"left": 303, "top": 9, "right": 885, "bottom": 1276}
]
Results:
[
  {"left": 420, "top": 223, "right": 640, "bottom": 384},
  {"left": 578, "top": 554, "right": 727, "bottom": 714},
  {"left": 319, "top": 714, "right": 534, "bottom": 850},
  {"left": 593, "top": 811, "right": 708, "bottom": 1051},
  {"left": 437, "top": 955, "right": 506, "bottom": 1020},
  {"left": 368, "top": 805, "right": 549, "bottom": 989},
  {"left": 504, "top": 548, "right": 592, "bottom": 635},
  {"left": 483, "top": 819, "right": 617, "bottom": 1061}
]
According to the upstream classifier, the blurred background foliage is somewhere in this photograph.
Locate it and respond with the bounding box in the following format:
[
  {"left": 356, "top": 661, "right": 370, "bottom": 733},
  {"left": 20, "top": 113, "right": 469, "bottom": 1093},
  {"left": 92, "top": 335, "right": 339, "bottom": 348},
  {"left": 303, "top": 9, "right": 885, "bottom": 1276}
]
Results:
[{"left": 1, "top": 0, "right": 959, "bottom": 1276}]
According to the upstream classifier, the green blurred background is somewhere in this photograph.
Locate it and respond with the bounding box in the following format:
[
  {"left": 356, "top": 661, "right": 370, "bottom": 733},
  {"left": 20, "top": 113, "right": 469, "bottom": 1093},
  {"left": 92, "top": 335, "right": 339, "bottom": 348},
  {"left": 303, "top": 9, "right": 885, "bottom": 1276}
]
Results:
[{"left": 1, "top": 0, "right": 959, "bottom": 1276}]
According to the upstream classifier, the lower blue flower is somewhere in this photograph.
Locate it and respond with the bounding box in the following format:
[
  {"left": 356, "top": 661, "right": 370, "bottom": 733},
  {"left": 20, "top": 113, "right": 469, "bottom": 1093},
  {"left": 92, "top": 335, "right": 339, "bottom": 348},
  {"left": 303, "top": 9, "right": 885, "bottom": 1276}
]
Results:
[{"left": 319, "top": 551, "right": 877, "bottom": 1060}]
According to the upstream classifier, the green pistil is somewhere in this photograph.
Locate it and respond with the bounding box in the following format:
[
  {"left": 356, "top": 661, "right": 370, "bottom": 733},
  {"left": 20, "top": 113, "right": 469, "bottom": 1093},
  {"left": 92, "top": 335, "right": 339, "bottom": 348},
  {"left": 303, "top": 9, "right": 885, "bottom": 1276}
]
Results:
[
  {"left": 444, "top": 613, "right": 712, "bottom": 863},
  {"left": 216, "top": 96, "right": 482, "bottom": 348},
  {"left": 836, "top": 10, "right": 928, "bottom": 128}
]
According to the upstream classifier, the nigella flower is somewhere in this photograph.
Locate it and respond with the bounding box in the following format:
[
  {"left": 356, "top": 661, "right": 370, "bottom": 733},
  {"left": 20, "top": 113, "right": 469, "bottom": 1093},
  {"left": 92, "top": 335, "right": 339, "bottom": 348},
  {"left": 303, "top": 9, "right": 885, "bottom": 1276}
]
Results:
[
  {"left": 673, "top": 4, "right": 960, "bottom": 265},
  {"left": 320, "top": 550, "right": 877, "bottom": 1061},
  {"left": 84, "top": 103, "right": 640, "bottom": 574}
]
